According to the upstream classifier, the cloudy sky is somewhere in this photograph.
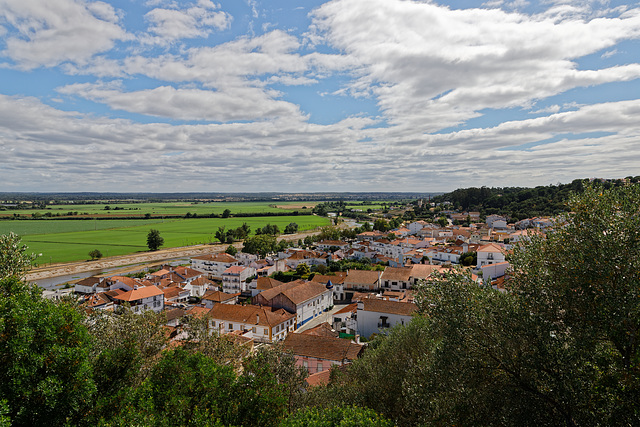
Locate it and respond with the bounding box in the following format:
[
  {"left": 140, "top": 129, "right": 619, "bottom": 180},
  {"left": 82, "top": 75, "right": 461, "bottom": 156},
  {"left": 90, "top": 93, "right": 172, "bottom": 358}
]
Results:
[{"left": 1, "top": 0, "right": 639, "bottom": 193}]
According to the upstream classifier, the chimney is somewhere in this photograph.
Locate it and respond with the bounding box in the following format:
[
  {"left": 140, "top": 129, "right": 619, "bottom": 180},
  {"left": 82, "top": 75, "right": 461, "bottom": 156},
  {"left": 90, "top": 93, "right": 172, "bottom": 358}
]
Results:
[{"left": 256, "top": 313, "right": 260, "bottom": 324}]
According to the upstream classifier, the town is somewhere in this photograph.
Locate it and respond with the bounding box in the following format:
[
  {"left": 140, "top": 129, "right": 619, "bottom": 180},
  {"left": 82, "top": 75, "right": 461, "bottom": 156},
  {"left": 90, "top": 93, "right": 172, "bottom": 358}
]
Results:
[{"left": 51, "top": 206, "right": 553, "bottom": 385}]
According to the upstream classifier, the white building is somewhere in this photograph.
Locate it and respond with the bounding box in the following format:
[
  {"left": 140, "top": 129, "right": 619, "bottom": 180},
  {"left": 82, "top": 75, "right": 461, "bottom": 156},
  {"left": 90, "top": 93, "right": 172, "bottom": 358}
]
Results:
[
  {"left": 357, "top": 299, "right": 417, "bottom": 339},
  {"left": 476, "top": 243, "right": 506, "bottom": 268},
  {"left": 221, "top": 265, "right": 256, "bottom": 293},
  {"left": 208, "top": 304, "right": 296, "bottom": 343},
  {"left": 113, "top": 285, "right": 165, "bottom": 313},
  {"left": 191, "top": 253, "right": 239, "bottom": 279}
]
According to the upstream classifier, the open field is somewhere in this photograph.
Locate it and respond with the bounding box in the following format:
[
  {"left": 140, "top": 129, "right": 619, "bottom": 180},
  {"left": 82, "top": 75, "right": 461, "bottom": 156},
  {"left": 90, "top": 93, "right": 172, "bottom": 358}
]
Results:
[
  {"left": 0, "top": 219, "right": 165, "bottom": 236},
  {"left": 0, "top": 201, "right": 315, "bottom": 218},
  {"left": 14, "top": 215, "right": 330, "bottom": 264}
]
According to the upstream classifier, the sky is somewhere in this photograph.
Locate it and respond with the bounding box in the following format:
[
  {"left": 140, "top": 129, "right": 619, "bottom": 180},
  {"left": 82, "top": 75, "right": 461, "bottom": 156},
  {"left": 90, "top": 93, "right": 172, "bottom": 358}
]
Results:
[{"left": 1, "top": 0, "right": 640, "bottom": 193}]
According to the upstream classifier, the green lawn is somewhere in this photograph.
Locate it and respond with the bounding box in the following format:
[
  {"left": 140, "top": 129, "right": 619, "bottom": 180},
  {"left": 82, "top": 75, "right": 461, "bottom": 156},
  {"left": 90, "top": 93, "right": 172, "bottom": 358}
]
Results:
[{"left": 18, "top": 215, "right": 330, "bottom": 264}]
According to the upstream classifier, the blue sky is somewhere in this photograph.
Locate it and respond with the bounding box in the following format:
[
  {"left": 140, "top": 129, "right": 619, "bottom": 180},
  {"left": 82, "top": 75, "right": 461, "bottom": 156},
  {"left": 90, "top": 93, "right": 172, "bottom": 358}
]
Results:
[{"left": 1, "top": 0, "right": 639, "bottom": 192}]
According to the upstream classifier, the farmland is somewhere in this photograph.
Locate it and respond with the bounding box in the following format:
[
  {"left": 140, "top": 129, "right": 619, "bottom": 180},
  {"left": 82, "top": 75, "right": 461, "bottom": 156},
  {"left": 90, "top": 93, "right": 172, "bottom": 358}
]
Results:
[
  {"left": 0, "top": 201, "right": 315, "bottom": 218},
  {"left": 4, "top": 215, "right": 330, "bottom": 264}
]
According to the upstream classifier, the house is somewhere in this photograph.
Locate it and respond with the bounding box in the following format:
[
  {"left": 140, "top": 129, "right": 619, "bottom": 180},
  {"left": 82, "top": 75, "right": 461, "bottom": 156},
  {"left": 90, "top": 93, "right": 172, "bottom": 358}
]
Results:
[
  {"left": 74, "top": 276, "right": 103, "bottom": 294},
  {"left": 253, "top": 280, "right": 333, "bottom": 328},
  {"left": 113, "top": 285, "right": 165, "bottom": 313},
  {"left": 284, "top": 250, "right": 329, "bottom": 269},
  {"left": 282, "top": 333, "right": 363, "bottom": 375},
  {"left": 332, "top": 303, "right": 358, "bottom": 335},
  {"left": 316, "top": 240, "right": 350, "bottom": 251},
  {"left": 380, "top": 267, "right": 413, "bottom": 290},
  {"left": 480, "top": 261, "right": 510, "bottom": 284},
  {"left": 311, "top": 272, "right": 347, "bottom": 301},
  {"left": 357, "top": 298, "right": 417, "bottom": 338},
  {"left": 190, "top": 253, "right": 239, "bottom": 279},
  {"left": 161, "top": 286, "right": 190, "bottom": 304},
  {"left": 208, "top": 304, "right": 296, "bottom": 343},
  {"left": 343, "top": 269, "right": 381, "bottom": 292},
  {"left": 476, "top": 243, "right": 506, "bottom": 268},
  {"left": 201, "top": 290, "right": 239, "bottom": 309},
  {"left": 221, "top": 265, "right": 256, "bottom": 294},
  {"left": 184, "top": 276, "right": 216, "bottom": 297}
]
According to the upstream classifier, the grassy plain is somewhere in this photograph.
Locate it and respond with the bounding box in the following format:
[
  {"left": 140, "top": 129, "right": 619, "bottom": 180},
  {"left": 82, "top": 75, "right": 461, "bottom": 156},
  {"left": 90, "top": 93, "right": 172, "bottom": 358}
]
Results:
[
  {"left": 12, "top": 215, "right": 330, "bottom": 264},
  {"left": 0, "top": 201, "right": 315, "bottom": 217}
]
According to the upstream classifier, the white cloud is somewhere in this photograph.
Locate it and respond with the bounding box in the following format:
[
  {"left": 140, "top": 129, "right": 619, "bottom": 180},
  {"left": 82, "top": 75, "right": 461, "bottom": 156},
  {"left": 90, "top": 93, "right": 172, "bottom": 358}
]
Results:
[
  {"left": 309, "top": 0, "right": 640, "bottom": 133},
  {"left": 144, "top": 2, "right": 231, "bottom": 44},
  {"left": 58, "top": 82, "right": 306, "bottom": 122},
  {"left": 0, "top": 0, "right": 127, "bottom": 69}
]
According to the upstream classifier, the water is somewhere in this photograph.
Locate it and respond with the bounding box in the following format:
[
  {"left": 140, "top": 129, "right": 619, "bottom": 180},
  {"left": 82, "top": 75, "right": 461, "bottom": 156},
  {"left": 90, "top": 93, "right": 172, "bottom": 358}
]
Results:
[{"left": 30, "top": 257, "right": 191, "bottom": 290}]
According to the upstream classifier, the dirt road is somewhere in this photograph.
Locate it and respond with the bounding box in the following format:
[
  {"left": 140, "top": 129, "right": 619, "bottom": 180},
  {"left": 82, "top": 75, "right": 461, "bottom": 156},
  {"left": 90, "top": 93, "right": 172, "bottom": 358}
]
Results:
[{"left": 25, "top": 230, "right": 320, "bottom": 282}]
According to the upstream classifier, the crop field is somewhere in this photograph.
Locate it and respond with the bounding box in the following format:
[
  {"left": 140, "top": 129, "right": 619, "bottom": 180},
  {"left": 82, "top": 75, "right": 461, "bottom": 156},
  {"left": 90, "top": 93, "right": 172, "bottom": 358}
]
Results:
[
  {"left": 0, "top": 219, "right": 165, "bottom": 236},
  {"left": 14, "top": 215, "right": 330, "bottom": 264},
  {"left": 0, "top": 201, "right": 315, "bottom": 218}
]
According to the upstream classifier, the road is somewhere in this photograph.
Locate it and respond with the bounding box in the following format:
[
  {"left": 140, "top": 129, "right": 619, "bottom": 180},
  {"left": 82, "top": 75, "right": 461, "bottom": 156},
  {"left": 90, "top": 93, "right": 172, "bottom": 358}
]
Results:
[{"left": 25, "top": 229, "right": 321, "bottom": 283}]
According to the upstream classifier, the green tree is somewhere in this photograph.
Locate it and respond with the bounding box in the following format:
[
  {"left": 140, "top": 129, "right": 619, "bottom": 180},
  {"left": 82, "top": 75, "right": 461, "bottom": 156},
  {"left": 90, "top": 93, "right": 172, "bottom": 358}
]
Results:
[
  {"left": 281, "top": 406, "right": 393, "bottom": 427},
  {"left": 295, "top": 263, "right": 311, "bottom": 277},
  {"left": 0, "top": 232, "right": 38, "bottom": 279},
  {"left": 0, "top": 277, "right": 96, "bottom": 426},
  {"left": 222, "top": 208, "right": 231, "bottom": 218},
  {"left": 225, "top": 245, "right": 238, "bottom": 256},
  {"left": 89, "top": 249, "right": 103, "bottom": 260},
  {"left": 242, "top": 234, "right": 278, "bottom": 258},
  {"left": 373, "top": 218, "right": 389, "bottom": 232},
  {"left": 284, "top": 222, "right": 299, "bottom": 234},
  {"left": 146, "top": 229, "right": 164, "bottom": 251}
]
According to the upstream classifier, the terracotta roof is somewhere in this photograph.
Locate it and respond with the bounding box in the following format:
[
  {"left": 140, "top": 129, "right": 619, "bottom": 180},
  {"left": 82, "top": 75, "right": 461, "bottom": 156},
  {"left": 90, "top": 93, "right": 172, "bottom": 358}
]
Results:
[
  {"left": 311, "top": 272, "right": 347, "bottom": 285},
  {"left": 317, "top": 240, "right": 348, "bottom": 246},
  {"left": 208, "top": 304, "right": 295, "bottom": 327},
  {"left": 223, "top": 265, "right": 247, "bottom": 275},
  {"left": 190, "top": 276, "right": 215, "bottom": 287},
  {"left": 361, "top": 299, "right": 417, "bottom": 316},
  {"left": 162, "top": 287, "right": 186, "bottom": 299},
  {"left": 202, "top": 290, "right": 237, "bottom": 303},
  {"left": 344, "top": 270, "right": 380, "bottom": 286},
  {"left": 477, "top": 243, "right": 504, "bottom": 253},
  {"left": 185, "top": 306, "right": 210, "bottom": 317},
  {"left": 76, "top": 276, "right": 101, "bottom": 287},
  {"left": 334, "top": 303, "right": 358, "bottom": 315},
  {"left": 165, "top": 308, "right": 185, "bottom": 322},
  {"left": 109, "top": 275, "right": 139, "bottom": 288},
  {"left": 283, "top": 333, "right": 363, "bottom": 362},
  {"left": 113, "top": 285, "right": 164, "bottom": 302},
  {"left": 381, "top": 267, "right": 412, "bottom": 282},
  {"left": 281, "top": 282, "right": 331, "bottom": 305},
  {"left": 257, "top": 277, "right": 284, "bottom": 290},
  {"left": 409, "top": 264, "right": 445, "bottom": 280},
  {"left": 173, "top": 266, "right": 203, "bottom": 279},
  {"left": 301, "top": 322, "right": 339, "bottom": 338}
]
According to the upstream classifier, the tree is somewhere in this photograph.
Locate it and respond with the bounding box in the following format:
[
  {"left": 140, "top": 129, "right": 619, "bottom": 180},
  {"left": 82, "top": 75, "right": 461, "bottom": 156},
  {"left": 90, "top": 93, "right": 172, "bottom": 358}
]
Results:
[
  {"left": 0, "top": 232, "right": 38, "bottom": 279},
  {"left": 0, "top": 277, "right": 95, "bottom": 426},
  {"left": 146, "top": 229, "right": 164, "bottom": 251},
  {"left": 373, "top": 218, "right": 389, "bottom": 232},
  {"left": 215, "top": 226, "right": 226, "bottom": 243},
  {"left": 281, "top": 406, "right": 393, "bottom": 427},
  {"left": 225, "top": 245, "right": 237, "bottom": 256},
  {"left": 295, "top": 263, "right": 311, "bottom": 277},
  {"left": 242, "top": 234, "right": 277, "bottom": 258},
  {"left": 89, "top": 249, "right": 103, "bottom": 260},
  {"left": 222, "top": 208, "right": 231, "bottom": 218},
  {"left": 284, "top": 222, "right": 299, "bottom": 234}
]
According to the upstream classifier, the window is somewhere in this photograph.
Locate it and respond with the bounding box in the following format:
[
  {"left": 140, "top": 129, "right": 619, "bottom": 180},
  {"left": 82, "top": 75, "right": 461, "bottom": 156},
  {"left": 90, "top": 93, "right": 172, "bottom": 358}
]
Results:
[
  {"left": 264, "top": 328, "right": 268, "bottom": 335},
  {"left": 228, "top": 323, "right": 233, "bottom": 330},
  {"left": 212, "top": 321, "right": 216, "bottom": 327},
  {"left": 317, "top": 363, "right": 323, "bottom": 372},
  {"left": 252, "top": 327, "right": 256, "bottom": 333},
  {"left": 302, "top": 360, "right": 308, "bottom": 369}
]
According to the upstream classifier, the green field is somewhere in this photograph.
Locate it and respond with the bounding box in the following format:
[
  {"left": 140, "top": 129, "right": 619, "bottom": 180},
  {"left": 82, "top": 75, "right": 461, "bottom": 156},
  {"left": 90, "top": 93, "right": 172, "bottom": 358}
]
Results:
[
  {"left": 10, "top": 215, "right": 330, "bottom": 264},
  {"left": 0, "top": 201, "right": 318, "bottom": 218}
]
